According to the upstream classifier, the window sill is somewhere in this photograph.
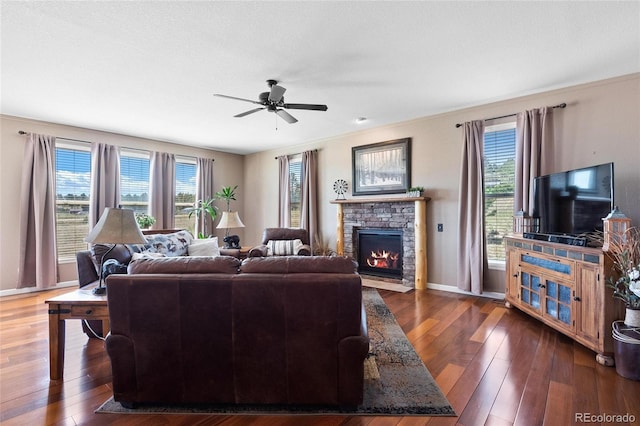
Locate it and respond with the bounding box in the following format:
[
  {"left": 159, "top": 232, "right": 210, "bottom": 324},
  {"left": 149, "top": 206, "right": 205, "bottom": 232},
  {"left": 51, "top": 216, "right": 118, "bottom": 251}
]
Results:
[{"left": 488, "top": 260, "right": 506, "bottom": 271}]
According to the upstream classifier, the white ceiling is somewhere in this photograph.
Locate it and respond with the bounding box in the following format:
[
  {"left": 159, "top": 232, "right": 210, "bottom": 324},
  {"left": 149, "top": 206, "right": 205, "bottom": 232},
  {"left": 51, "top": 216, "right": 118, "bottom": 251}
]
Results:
[{"left": 2, "top": 1, "right": 639, "bottom": 155}]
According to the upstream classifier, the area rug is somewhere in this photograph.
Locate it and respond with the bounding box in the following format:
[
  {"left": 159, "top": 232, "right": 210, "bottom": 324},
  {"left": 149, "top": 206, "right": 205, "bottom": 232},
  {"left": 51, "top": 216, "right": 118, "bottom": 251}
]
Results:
[{"left": 96, "top": 288, "right": 455, "bottom": 416}]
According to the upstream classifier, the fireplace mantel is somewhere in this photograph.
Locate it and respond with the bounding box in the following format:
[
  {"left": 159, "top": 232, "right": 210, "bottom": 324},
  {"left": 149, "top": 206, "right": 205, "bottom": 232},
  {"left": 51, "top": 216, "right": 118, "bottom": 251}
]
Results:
[
  {"left": 331, "top": 196, "right": 430, "bottom": 289},
  {"left": 330, "top": 196, "right": 431, "bottom": 205}
]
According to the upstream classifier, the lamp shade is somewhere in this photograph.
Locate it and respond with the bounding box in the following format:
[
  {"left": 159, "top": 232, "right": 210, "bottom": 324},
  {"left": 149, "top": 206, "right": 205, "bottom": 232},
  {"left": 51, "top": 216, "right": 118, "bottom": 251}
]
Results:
[
  {"left": 216, "top": 211, "right": 245, "bottom": 229},
  {"left": 85, "top": 208, "right": 146, "bottom": 244}
]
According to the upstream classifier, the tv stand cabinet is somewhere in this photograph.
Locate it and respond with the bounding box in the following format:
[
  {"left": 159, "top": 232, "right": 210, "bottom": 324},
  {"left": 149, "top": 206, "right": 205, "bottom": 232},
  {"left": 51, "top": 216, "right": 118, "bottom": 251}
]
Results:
[{"left": 504, "top": 236, "right": 624, "bottom": 366}]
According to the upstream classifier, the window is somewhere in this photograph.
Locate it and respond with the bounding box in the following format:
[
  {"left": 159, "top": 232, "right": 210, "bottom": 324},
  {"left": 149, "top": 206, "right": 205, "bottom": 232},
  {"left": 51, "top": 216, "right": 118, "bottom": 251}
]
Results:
[
  {"left": 484, "top": 123, "right": 516, "bottom": 262},
  {"left": 175, "top": 157, "right": 196, "bottom": 234},
  {"left": 55, "top": 141, "right": 91, "bottom": 262},
  {"left": 120, "top": 149, "right": 150, "bottom": 215},
  {"left": 289, "top": 156, "right": 302, "bottom": 227}
]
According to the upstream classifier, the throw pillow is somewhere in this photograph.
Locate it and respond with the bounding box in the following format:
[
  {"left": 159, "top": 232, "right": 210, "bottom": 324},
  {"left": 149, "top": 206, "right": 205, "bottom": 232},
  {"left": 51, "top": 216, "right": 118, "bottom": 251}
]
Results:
[
  {"left": 102, "top": 258, "right": 128, "bottom": 279},
  {"left": 188, "top": 237, "right": 221, "bottom": 257},
  {"left": 138, "top": 230, "right": 194, "bottom": 257},
  {"left": 267, "top": 239, "right": 303, "bottom": 256}
]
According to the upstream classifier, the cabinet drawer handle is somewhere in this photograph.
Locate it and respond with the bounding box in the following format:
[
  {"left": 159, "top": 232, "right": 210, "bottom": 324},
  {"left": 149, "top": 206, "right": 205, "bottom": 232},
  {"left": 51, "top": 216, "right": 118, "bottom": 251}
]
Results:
[
  {"left": 85, "top": 309, "right": 93, "bottom": 315},
  {"left": 513, "top": 273, "right": 518, "bottom": 278},
  {"left": 538, "top": 284, "right": 546, "bottom": 289},
  {"left": 574, "top": 296, "right": 581, "bottom": 301}
]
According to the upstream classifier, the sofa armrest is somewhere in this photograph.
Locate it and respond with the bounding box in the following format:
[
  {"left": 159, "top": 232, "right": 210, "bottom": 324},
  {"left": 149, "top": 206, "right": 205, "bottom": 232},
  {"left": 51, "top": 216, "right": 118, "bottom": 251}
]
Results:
[
  {"left": 296, "top": 244, "right": 312, "bottom": 256},
  {"left": 76, "top": 250, "right": 99, "bottom": 287},
  {"left": 105, "top": 334, "right": 138, "bottom": 403},
  {"left": 247, "top": 245, "right": 268, "bottom": 257}
]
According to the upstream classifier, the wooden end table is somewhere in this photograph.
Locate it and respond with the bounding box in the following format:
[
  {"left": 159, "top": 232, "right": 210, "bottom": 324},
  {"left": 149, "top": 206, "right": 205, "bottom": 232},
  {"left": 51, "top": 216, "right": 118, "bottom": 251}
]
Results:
[{"left": 45, "top": 287, "right": 109, "bottom": 380}]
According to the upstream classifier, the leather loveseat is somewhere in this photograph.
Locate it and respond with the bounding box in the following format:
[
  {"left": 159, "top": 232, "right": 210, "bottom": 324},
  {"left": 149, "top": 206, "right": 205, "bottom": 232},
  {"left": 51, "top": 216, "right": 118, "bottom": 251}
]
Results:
[
  {"left": 247, "top": 227, "right": 312, "bottom": 257},
  {"left": 105, "top": 255, "right": 370, "bottom": 408}
]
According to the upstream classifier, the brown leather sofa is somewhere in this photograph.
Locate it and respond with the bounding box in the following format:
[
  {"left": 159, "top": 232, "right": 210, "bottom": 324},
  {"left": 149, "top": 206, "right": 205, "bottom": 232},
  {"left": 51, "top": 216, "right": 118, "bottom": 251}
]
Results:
[
  {"left": 248, "top": 227, "right": 312, "bottom": 257},
  {"left": 105, "top": 255, "right": 369, "bottom": 408}
]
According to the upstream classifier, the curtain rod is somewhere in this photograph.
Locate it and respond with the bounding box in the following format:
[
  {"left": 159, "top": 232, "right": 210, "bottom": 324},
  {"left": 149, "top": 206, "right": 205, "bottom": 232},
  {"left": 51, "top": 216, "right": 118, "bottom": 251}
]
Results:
[
  {"left": 274, "top": 148, "right": 318, "bottom": 160},
  {"left": 18, "top": 130, "right": 95, "bottom": 145},
  {"left": 18, "top": 130, "right": 204, "bottom": 159},
  {"left": 454, "top": 103, "right": 566, "bottom": 128}
]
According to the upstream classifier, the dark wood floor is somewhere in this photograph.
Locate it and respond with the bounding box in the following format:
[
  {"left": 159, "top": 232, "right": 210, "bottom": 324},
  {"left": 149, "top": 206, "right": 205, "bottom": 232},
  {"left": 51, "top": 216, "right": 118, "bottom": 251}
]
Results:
[{"left": 1, "top": 286, "right": 638, "bottom": 425}]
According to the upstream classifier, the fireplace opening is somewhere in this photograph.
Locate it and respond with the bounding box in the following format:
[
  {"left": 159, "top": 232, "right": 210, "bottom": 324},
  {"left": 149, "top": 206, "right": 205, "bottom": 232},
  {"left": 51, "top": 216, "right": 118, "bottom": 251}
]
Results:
[{"left": 356, "top": 229, "right": 403, "bottom": 279}]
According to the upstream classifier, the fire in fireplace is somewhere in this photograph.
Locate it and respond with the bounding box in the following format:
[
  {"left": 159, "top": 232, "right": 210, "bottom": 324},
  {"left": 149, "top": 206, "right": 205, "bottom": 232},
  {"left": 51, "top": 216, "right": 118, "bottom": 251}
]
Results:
[{"left": 356, "top": 228, "right": 403, "bottom": 279}]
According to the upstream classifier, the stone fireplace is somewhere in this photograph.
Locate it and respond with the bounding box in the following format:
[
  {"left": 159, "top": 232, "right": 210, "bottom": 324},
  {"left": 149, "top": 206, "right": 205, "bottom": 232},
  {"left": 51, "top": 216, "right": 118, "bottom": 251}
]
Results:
[{"left": 331, "top": 196, "right": 430, "bottom": 288}]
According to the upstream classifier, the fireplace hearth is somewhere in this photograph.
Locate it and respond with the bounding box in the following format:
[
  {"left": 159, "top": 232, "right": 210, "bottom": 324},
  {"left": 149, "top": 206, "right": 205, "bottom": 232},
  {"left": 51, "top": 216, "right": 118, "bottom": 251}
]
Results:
[{"left": 356, "top": 229, "right": 403, "bottom": 279}]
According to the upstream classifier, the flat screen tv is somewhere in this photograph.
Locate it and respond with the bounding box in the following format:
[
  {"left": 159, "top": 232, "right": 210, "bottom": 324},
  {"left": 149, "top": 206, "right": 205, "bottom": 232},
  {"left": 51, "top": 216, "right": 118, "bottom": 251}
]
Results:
[{"left": 532, "top": 162, "right": 614, "bottom": 236}]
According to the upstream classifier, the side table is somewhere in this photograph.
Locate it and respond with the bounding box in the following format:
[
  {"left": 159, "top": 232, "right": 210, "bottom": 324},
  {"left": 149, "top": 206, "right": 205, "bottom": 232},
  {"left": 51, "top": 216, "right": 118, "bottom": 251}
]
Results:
[
  {"left": 45, "top": 288, "right": 109, "bottom": 380},
  {"left": 219, "top": 246, "right": 251, "bottom": 260}
]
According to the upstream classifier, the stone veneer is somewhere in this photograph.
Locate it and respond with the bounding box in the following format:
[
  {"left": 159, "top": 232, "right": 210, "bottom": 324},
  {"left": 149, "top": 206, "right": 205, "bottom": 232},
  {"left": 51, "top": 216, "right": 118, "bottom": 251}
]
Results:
[{"left": 341, "top": 201, "right": 416, "bottom": 287}]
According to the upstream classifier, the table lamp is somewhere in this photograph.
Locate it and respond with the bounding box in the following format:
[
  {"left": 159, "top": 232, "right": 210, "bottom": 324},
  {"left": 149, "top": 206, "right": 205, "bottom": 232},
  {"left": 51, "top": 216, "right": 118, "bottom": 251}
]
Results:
[
  {"left": 217, "top": 211, "right": 245, "bottom": 249},
  {"left": 84, "top": 207, "right": 146, "bottom": 295}
]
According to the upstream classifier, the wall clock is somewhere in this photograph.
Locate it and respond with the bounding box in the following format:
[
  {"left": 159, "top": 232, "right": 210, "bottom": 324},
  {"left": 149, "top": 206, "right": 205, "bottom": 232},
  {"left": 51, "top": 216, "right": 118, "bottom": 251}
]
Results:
[{"left": 333, "top": 179, "right": 348, "bottom": 200}]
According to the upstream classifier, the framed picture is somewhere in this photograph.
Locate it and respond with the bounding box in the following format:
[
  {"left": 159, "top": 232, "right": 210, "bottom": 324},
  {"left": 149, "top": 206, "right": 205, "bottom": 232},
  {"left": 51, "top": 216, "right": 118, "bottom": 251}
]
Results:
[{"left": 352, "top": 138, "right": 411, "bottom": 196}]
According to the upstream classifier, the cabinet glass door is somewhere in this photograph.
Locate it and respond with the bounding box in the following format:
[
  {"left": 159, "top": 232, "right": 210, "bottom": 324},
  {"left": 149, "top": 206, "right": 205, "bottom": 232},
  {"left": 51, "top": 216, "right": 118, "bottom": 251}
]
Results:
[
  {"left": 520, "top": 272, "right": 541, "bottom": 311},
  {"left": 545, "top": 280, "right": 572, "bottom": 327}
]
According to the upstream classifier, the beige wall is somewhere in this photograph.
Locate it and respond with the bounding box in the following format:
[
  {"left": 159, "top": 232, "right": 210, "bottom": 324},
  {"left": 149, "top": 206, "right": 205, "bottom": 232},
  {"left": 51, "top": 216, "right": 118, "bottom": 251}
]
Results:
[
  {"left": 2, "top": 74, "right": 638, "bottom": 294},
  {"left": 242, "top": 74, "right": 640, "bottom": 293},
  {"left": 0, "top": 115, "right": 244, "bottom": 292}
]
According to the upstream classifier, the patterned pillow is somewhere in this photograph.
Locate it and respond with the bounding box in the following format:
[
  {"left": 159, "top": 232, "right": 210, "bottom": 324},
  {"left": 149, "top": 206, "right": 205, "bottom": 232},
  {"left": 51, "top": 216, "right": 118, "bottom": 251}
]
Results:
[
  {"left": 129, "top": 230, "right": 194, "bottom": 257},
  {"left": 267, "top": 239, "right": 303, "bottom": 256}
]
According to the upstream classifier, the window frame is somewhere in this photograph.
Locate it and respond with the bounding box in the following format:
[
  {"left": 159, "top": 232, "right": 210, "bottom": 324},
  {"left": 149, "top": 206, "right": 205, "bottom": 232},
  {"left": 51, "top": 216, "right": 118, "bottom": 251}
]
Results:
[
  {"left": 174, "top": 155, "right": 197, "bottom": 234},
  {"left": 119, "top": 148, "right": 150, "bottom": 215},
  {"left": 288, "top": 155, "right": 302, "bottom": 228},
  {"left": 483, "top": 121, "right": 517, "bottom": 270},
  {"left": 54, "top": 139, "right": 92, "bottom": 263}
]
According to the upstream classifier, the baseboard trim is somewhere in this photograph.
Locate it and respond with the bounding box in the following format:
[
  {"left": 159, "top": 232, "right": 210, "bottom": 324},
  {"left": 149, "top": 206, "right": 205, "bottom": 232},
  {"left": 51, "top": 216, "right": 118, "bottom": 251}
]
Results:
[
  {"left": 0, "top": 280, "right": 78, "bottom": 298},
  {"left": 426, "top": 282, "right": 505, "bottom": 300}
]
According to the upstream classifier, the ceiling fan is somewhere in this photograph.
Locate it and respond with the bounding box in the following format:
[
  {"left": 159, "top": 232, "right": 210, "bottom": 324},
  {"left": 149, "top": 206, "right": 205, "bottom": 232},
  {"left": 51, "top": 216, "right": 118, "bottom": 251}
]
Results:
[{"left": 214, "top": 80, "right": 328, "bottom": 124}]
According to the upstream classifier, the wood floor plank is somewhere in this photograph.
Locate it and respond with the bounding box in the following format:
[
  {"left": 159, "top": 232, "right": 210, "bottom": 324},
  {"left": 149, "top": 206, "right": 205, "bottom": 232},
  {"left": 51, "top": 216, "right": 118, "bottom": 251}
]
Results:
[{"left": 2, "top": 286, "right": 639, "bottom": 424}]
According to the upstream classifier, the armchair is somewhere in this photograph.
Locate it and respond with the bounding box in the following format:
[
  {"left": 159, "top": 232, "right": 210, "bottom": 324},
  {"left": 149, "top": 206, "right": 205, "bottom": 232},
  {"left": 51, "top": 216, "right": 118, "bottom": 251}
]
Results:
[{"left": 248, "top": 227, "right": 312, "bottom": 257}]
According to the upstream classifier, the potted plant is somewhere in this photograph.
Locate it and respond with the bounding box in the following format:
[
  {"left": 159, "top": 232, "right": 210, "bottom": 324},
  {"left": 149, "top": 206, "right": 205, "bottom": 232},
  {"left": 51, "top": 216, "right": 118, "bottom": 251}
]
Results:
[
  {"left": 602, "top": 227, "right": 640, "bottom": 322},
  {"left": 600, "top": 226, "right": 640, "bottom": 380},
  {"left": 407, "top": 186, "right": 424, "bottom": 198},
  {"left": 187, "top": 198, "right": 218, "bottom": 238},
  {"left": 215, "top": 185, "right": 238, "bottom": 212},
  {"left": 135, "top": 213, "right": 155, "bottom": 229},
  {"left": 313, "top": 232, "right": 336, "bottom": 256}
]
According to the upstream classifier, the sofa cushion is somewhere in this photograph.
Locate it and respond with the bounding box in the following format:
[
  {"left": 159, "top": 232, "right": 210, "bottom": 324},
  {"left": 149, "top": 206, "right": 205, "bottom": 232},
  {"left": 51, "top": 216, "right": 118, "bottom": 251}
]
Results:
[
  {"left": 267, "top": 239, "right": 303, "bottom": 256},
  {"left": 128, "top": 255, "right": 241, "bottom": 274},
  {"left": 240, "top": 256, "right": 358, "bottom": 274},
  {"left": 188, "top": 237, "right": 221, "bottom": 257}
]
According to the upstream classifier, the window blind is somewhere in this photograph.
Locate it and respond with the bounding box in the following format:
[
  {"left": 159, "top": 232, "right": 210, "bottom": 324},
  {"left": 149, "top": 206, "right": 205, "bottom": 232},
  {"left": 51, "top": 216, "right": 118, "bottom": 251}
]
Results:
[
  {"left": 289, "top": 157, "right": 302, "bottom": 227},
  {"left": 175, "top": 158, "right": 196, "bottom": 233},
  {"left": 55, "top": 145, "right": 91, "bottom": 262},
  {"left": 484, "top": 125, "right": 516, "bottom": 261},
  {"left": 120, "top": 150, "right": 150, "bottom": 215}
]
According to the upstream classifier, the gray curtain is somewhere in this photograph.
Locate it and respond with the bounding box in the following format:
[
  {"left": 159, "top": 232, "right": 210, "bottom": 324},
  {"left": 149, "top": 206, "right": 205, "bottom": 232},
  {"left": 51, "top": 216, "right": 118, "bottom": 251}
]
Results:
[
  {"left": 515, "top": 107, "right": 553, "bottom": 214},
  {"left": 277, "top": 155, "right": 291, "bottom": 228},
  {"left": 196, "top": 158, "right": 215, "bottom": 237},
  {"left": 149, "top": 151, "right": 176, "bottom": 229},
  {"left": 457, "top": 120, "right": 487, "bottom": 294},
  {"left": 300, "top": 150, "right": 318, "bottom": 251},
  {"left": 18, "top": 133, "right": 58, "bottom": 289},
  {"left": 89, "top": 143, "right": 120, "bottom": 229}
]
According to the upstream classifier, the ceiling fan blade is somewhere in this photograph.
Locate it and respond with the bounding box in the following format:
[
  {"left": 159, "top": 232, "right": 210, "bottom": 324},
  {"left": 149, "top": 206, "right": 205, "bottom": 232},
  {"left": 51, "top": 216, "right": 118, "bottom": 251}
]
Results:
[
  {"left": 282, "top": 103, "right": 328, "bottom": 111},
  {"left": 214, "top": 94, "right": 262, "bottom": 105},
  {"left": 234, "top": 107, "right": 264, "bottom": 118},
  {"left": 276, "top": 109, "right": 298, "bottom": 124},
  {"left": 268, "top": 84, "right": 286, "bottom": 103}
]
